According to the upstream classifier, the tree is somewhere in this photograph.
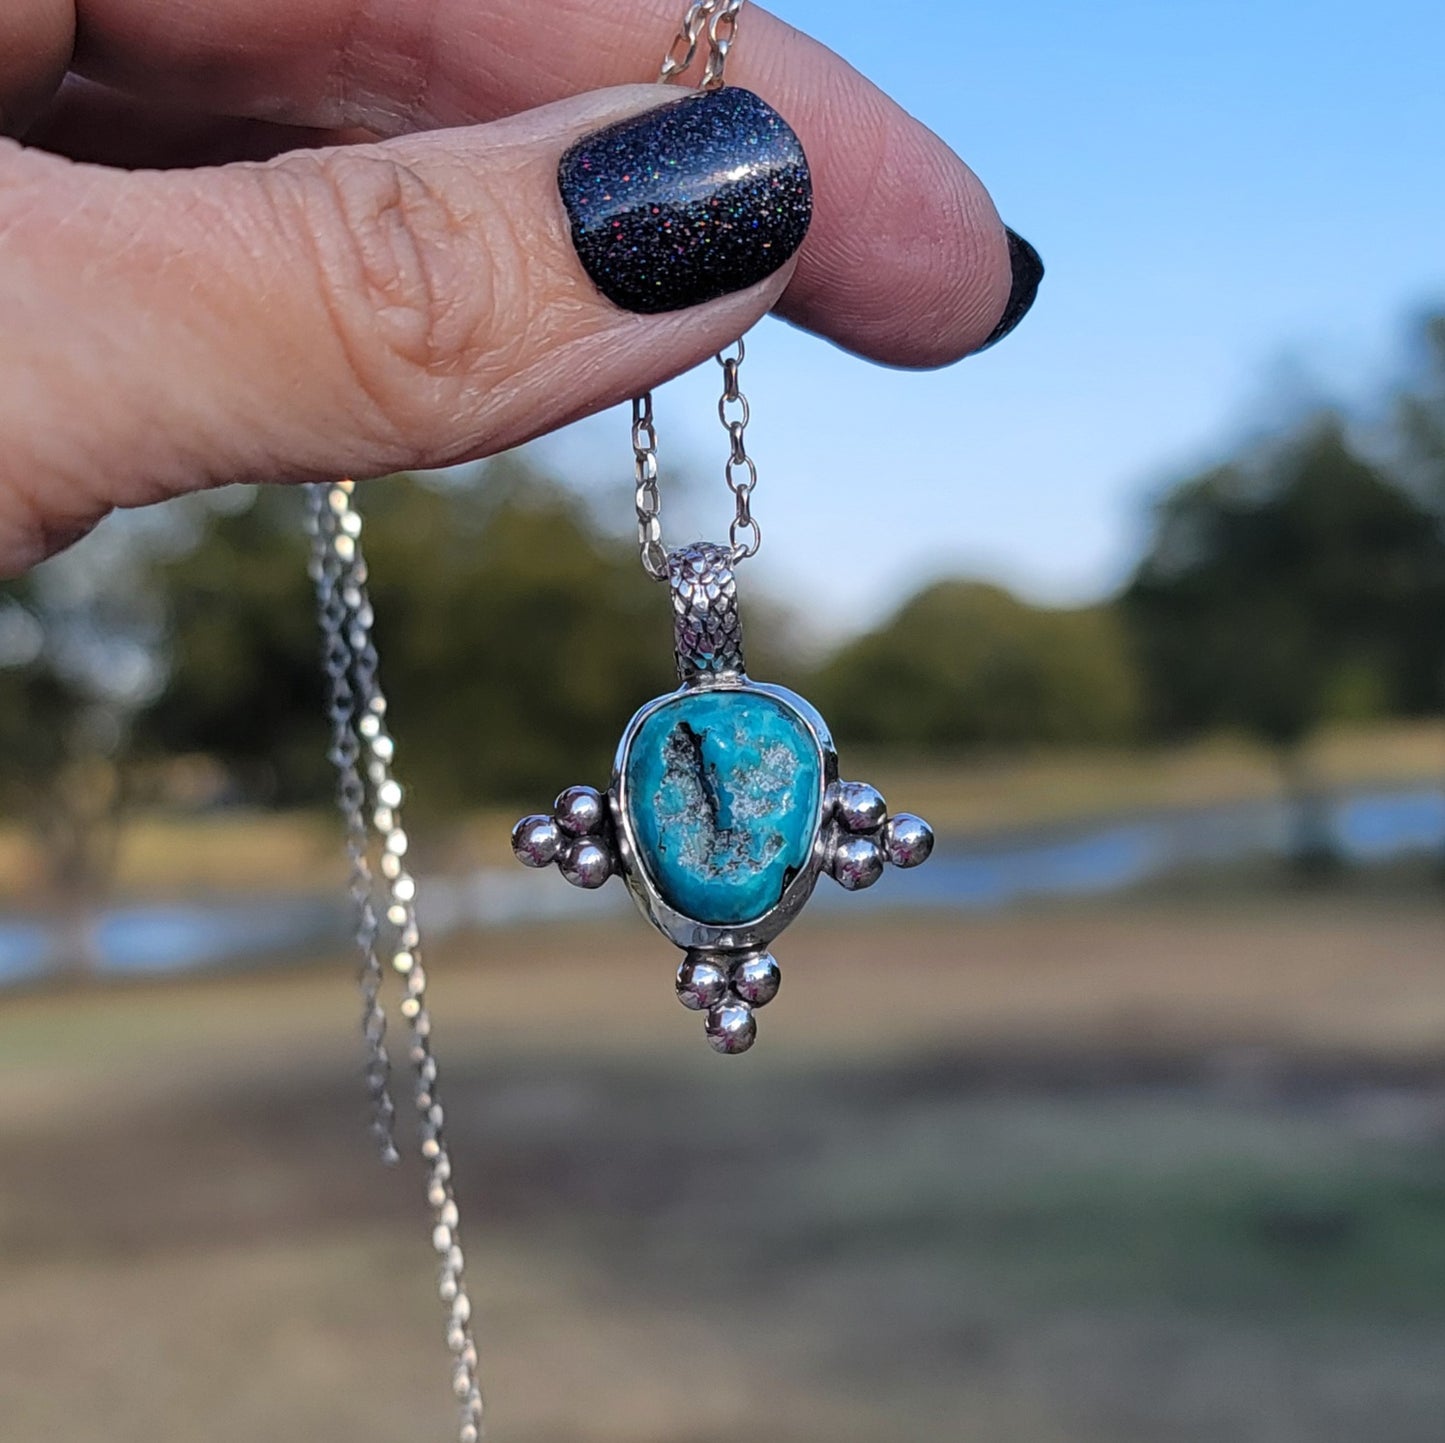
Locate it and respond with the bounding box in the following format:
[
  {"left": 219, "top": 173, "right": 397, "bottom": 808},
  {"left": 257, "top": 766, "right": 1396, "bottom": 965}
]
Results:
[
  {"left": 1394, "top": 309, "right": 1445, "bottom": 519},
  {"left": 0, "top": 534, "right": 167, "bottom": 971},
  {"left": 1124, "top": 415, "right": 1445, "bottom": 868},
  {"left": 135, "top": 486, "right": 330, "bottom": 805},
  {"left": 140, "top": 461, "right": 677, "bottom": 815},
  {"left": 0, "top": 458, "right": 692, "bottom": 976},
  {"left": 814, "top": 579, "right": 1141, "bottom": 750},
  {"left": 1390, "top": 308, "right": 1445, "bottom": 875},
  {"left": 356, "top": 462, "right": 674, "bottom": 809}
]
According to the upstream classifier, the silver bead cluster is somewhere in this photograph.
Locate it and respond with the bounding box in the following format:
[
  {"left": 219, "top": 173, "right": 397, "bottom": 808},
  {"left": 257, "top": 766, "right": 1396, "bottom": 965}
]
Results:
[
  {"left": 511, "top": 785, "right": 618, "bottom": 889},
  {"left": 676, "top": 947, "right": 782, "bottom": 1055},
  {"left": 826, "top": 781, "right": 935, "bottom": 890}
]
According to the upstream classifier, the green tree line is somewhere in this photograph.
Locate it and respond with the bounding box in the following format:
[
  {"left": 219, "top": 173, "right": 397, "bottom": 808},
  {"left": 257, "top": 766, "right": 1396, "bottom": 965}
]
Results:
[{"left": 2, "top": 314, "right": 1444, "bottom": 895}]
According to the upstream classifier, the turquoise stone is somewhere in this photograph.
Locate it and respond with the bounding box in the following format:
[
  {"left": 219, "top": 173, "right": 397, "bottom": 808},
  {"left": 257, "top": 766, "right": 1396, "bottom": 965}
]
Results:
[{"left": 624, "top": 689, "right": 823, "bottom": 926}]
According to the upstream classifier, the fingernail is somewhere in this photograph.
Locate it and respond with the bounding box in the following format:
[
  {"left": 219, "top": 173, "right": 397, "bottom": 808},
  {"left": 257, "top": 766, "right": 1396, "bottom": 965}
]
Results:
[
  {"left": 977, "top": 228, "right": 1044, "bottom": 351},
  {"left": 558, "top": 87, "right": 813, "bottom": 315}
]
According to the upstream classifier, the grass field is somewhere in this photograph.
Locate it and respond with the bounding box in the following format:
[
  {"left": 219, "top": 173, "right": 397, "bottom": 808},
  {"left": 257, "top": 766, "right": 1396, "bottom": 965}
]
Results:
[
  {"left": 2, "top": 881, "right": 1443, "bottom": 1442},
  {"left": 0, "top": 720, "right": 1438, "bottom": 901}
]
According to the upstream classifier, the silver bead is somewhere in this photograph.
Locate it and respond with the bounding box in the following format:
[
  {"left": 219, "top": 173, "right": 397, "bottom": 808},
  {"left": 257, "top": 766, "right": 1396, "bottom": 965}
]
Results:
[
  {"left": 676, "top": 953, "right": 731, "bottom": 1011},
  {"left": 730, "top": 951, "right": 781, "bottom": 1007},
  {"left": 554, "top": 784, "right": 605, "bottom": 837},
  {"left": 836, "top": 781, "right": 888, "bottom": 834},
  {"left": 831, "top": 835, "right": 884, "bottom": 890},
  {"left": 883, "top": 813, "right": 935, "bottom": 868},
  {"left": 705, "top": 999, "right": 757, "bottom": 1055},
  {"left": 558, "top": 838, "right": 611, "bottom": 889},
  {"left": 511, "top": 814, "right": 561, "bottom": 868}
]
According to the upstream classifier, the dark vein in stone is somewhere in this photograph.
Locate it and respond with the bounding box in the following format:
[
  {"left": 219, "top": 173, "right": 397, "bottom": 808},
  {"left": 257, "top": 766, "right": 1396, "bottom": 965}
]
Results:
[{"left": 674, "top": 721, "right": 722, "bottom": 834}]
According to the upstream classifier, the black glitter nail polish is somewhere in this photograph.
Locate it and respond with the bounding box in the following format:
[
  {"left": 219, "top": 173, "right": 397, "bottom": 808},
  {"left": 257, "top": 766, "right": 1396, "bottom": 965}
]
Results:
[
  {"left": 558, "top": 87, "right": 813, "bottom": 315},
  {"left": 977, "top": 228, "right": 1044, "bottom": 351}
]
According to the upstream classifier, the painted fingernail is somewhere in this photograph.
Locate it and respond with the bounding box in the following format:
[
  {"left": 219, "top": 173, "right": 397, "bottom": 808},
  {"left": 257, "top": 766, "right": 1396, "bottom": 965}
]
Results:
[
  {"left": 558, "top": 87, "right": 813, "bottom": 315},
  {"left": 978, "top": 228, "right": 1044, "bottom": 351}
]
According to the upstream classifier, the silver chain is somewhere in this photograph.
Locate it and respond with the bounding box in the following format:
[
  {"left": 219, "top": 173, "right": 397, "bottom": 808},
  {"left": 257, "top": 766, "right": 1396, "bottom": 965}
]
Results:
[
  {"left": 717, "top": 338, "right": 761, "bottom": 558},
  {"left": 634, "top": 0, "right": 760, "bottom": 578},
  {"left": 304, "top": 6, "right": 753, "bottom": 1434},
  {"left": 307, "top": 481, "right": 484, "bottom": 1443},
  {"left": 658, "top": 0, "right": 745, "bottom": 90},
  {"left": 631, "top": 392, "right": 667, "bottom": 579}
]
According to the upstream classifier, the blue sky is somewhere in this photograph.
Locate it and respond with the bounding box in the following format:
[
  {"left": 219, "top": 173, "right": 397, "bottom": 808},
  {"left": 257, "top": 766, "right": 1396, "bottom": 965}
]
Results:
[{"left": 534, "top": 0, "right": 1445, "bottom": 637}]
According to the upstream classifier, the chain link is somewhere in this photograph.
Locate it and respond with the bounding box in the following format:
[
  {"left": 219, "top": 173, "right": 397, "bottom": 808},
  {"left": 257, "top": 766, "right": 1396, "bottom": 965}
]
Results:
[
  {"left": 657, "top": 0, "right": 746, "bottom": 89},
  {"left": 632, "top": 394, "right": 668, "bottom": 580},
  {"left": 307, "top": 481, "right": 485, "bottom": 1443},
  {"left": 717, "top": 338, "right": 761, "bottom": 558},
  {"left": 303, "top": 6, "right": 758, "bottom": 1435},
  {"left": 635, "top": 0, "right": 762, "bottom": 576},
  {"left": 310, "top": 495, "right": 401, "bottom": 1169}
]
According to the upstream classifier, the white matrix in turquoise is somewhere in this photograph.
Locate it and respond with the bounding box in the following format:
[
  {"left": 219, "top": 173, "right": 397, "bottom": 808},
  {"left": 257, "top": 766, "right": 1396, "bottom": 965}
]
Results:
[{"left": 624, "top": 690, "right": 823, "bottom": 925}]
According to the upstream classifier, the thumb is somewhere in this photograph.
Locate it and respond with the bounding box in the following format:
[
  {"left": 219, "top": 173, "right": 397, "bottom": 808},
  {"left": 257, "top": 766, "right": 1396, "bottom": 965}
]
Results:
[{"left": 0, "top": 84, "right": 811, "bottom": 570}]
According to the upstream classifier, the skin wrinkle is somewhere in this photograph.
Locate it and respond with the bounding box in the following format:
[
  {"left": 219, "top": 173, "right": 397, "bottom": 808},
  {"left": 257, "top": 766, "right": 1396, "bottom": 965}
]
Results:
[
  {"left": 775, "top": 70, "right": 1004, "bottom": 362},
  {"left": 10, "top": 163, "right": 327, "bottom": 514},
  {"left": 0, "top": 369, "right": 85, "bottom": 568},
  {"left": 1, "top": 88, "right": 779, "bottom": 522},
  {"left": 397, "top": 94, "right": 683, "bottom": 432},
  {"left": 332, "top": 0, "right": 444, "bottom": 136},
  {"left": 332, "top": 155, "right": 455, "bottom": 371},
  {"left": 874, "top": 126, "right": 1009, "bottom": 344},
  {"left": 259, "top": 153, "right": 433, "bottom": 452},
  {"left": 483, "top": 280, "right": 784, "bottom": 457},
  {"left": 319, "top": 0, "right": 367, "bottom": 130},
  {"left": 311, "top": 88, "right": 711, "bottom": 463},
  {"left": 739, "top": 28, "right": 1004, "bottom": 363},
  {"left": 0, "top": 5, "right": 1028, "bottom": 567},
  {"left": 5, "top": 165, "right": 270, "bottom": 547},
  {"left": 0, "top": 145, "right": 78, "bottom": 224},
  {"left": 419, "top": 142, "right": 545, "bottom": 387},
  {"left": 25, "top": 175, "right": 249, "bottom": 510},
  {"left": 256, "top": 95, "right": 692, "bottom": 457},
  {"left": 61, "top": 0, "right": 1011, "bottom": 363},
  {"left": 0, "top": 315, "right": 124, "bottom": 568}
]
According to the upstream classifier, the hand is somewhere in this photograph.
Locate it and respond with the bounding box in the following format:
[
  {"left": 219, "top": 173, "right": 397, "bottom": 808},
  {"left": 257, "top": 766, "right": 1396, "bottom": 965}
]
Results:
[{"left": 0, "top": 0, "right": 1039, "bottom": 572}]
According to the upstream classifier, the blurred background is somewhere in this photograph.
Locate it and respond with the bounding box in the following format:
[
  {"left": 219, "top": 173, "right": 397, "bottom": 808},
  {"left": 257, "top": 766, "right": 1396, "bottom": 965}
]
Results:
[{"left": 3, "top": 3, "right": 1444, "bottom": 1441}]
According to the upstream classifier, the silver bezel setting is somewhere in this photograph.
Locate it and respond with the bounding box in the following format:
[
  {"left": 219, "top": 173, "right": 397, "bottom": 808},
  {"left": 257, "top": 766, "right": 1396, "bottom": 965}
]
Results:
[{"left": 610, "top": 671, "right": 839, "bottom": 951}]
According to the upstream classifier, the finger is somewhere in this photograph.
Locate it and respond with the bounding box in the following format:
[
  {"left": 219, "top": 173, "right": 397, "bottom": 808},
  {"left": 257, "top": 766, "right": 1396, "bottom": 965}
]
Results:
[
  {"left": 71, "top": 0, "right": 1016, "bottom": 365},
  {"left": 0, "top": 86, "right": 809, "bottom": 572},
  {"left": 0, "top": 0, "right": 74, "bottom": 135},
  {"left": 26, "top": 76, "right": 372, "bottom": 169}
]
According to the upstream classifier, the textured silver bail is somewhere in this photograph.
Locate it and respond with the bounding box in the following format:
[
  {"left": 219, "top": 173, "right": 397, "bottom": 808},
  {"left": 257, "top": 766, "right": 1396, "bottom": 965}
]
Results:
[{"left": 667, "top": 542, "right": 745, "bottom": 682}]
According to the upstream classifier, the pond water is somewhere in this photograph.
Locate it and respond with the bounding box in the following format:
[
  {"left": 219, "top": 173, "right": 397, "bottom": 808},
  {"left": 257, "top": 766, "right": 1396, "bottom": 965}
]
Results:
[
  {"left": 0, "top": 785, "right": 1440, "bottom": 987},
  {"left": 880, "top": 785, "right": 1445, "bottom": 911}
]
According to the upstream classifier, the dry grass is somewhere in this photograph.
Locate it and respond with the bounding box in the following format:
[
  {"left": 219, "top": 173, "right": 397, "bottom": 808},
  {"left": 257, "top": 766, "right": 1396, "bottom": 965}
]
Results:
[
  {"left": 0, "top": 720, "right": 1437, "bottom": 900},
  {"left": 3, "top": 889, "right": 1444, "bottom": 1102},
  {"left": 2, "top": 892, "right": 1444, "bottom": 1443},
  {"left": 859, "top": 718, "right": 1445, "bottom": 836}
]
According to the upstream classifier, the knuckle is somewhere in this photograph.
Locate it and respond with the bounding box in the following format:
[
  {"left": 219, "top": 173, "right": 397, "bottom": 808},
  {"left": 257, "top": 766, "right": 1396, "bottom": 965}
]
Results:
[{"left": 271, "top": 148, "right": 515, "bottom": 443}]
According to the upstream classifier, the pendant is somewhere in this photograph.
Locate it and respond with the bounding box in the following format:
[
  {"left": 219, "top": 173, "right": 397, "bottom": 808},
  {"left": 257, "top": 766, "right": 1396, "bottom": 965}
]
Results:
[{"left": 511, "top": 542, "right": 934, "bottom": 1053}]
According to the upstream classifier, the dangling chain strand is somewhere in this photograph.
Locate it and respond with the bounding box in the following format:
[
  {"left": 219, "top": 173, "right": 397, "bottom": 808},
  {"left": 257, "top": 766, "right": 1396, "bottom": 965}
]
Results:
[
  {"left": 631, "top": 340, "right": 761, "bottom": 575},
  {"left": 635, "top": 0, "right": 761, "bottom": 578},
  {"left": 306, "top": 6, "right": 754, "bottom": 1435},
  {"left": 309, "top": 493, "right": 401, "bottom": 1168},
  {"left": 658, "top": 0, "right": 745, "bottom": 89},
  {"left": 308, "top": 481, "right": 485, "bottom": 1443},
  {"left": 718, "top": 339, "right": 760, "bottom": 558},
  {"left": 632, "top": 392, "right": 667, "bottom": 580}
]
